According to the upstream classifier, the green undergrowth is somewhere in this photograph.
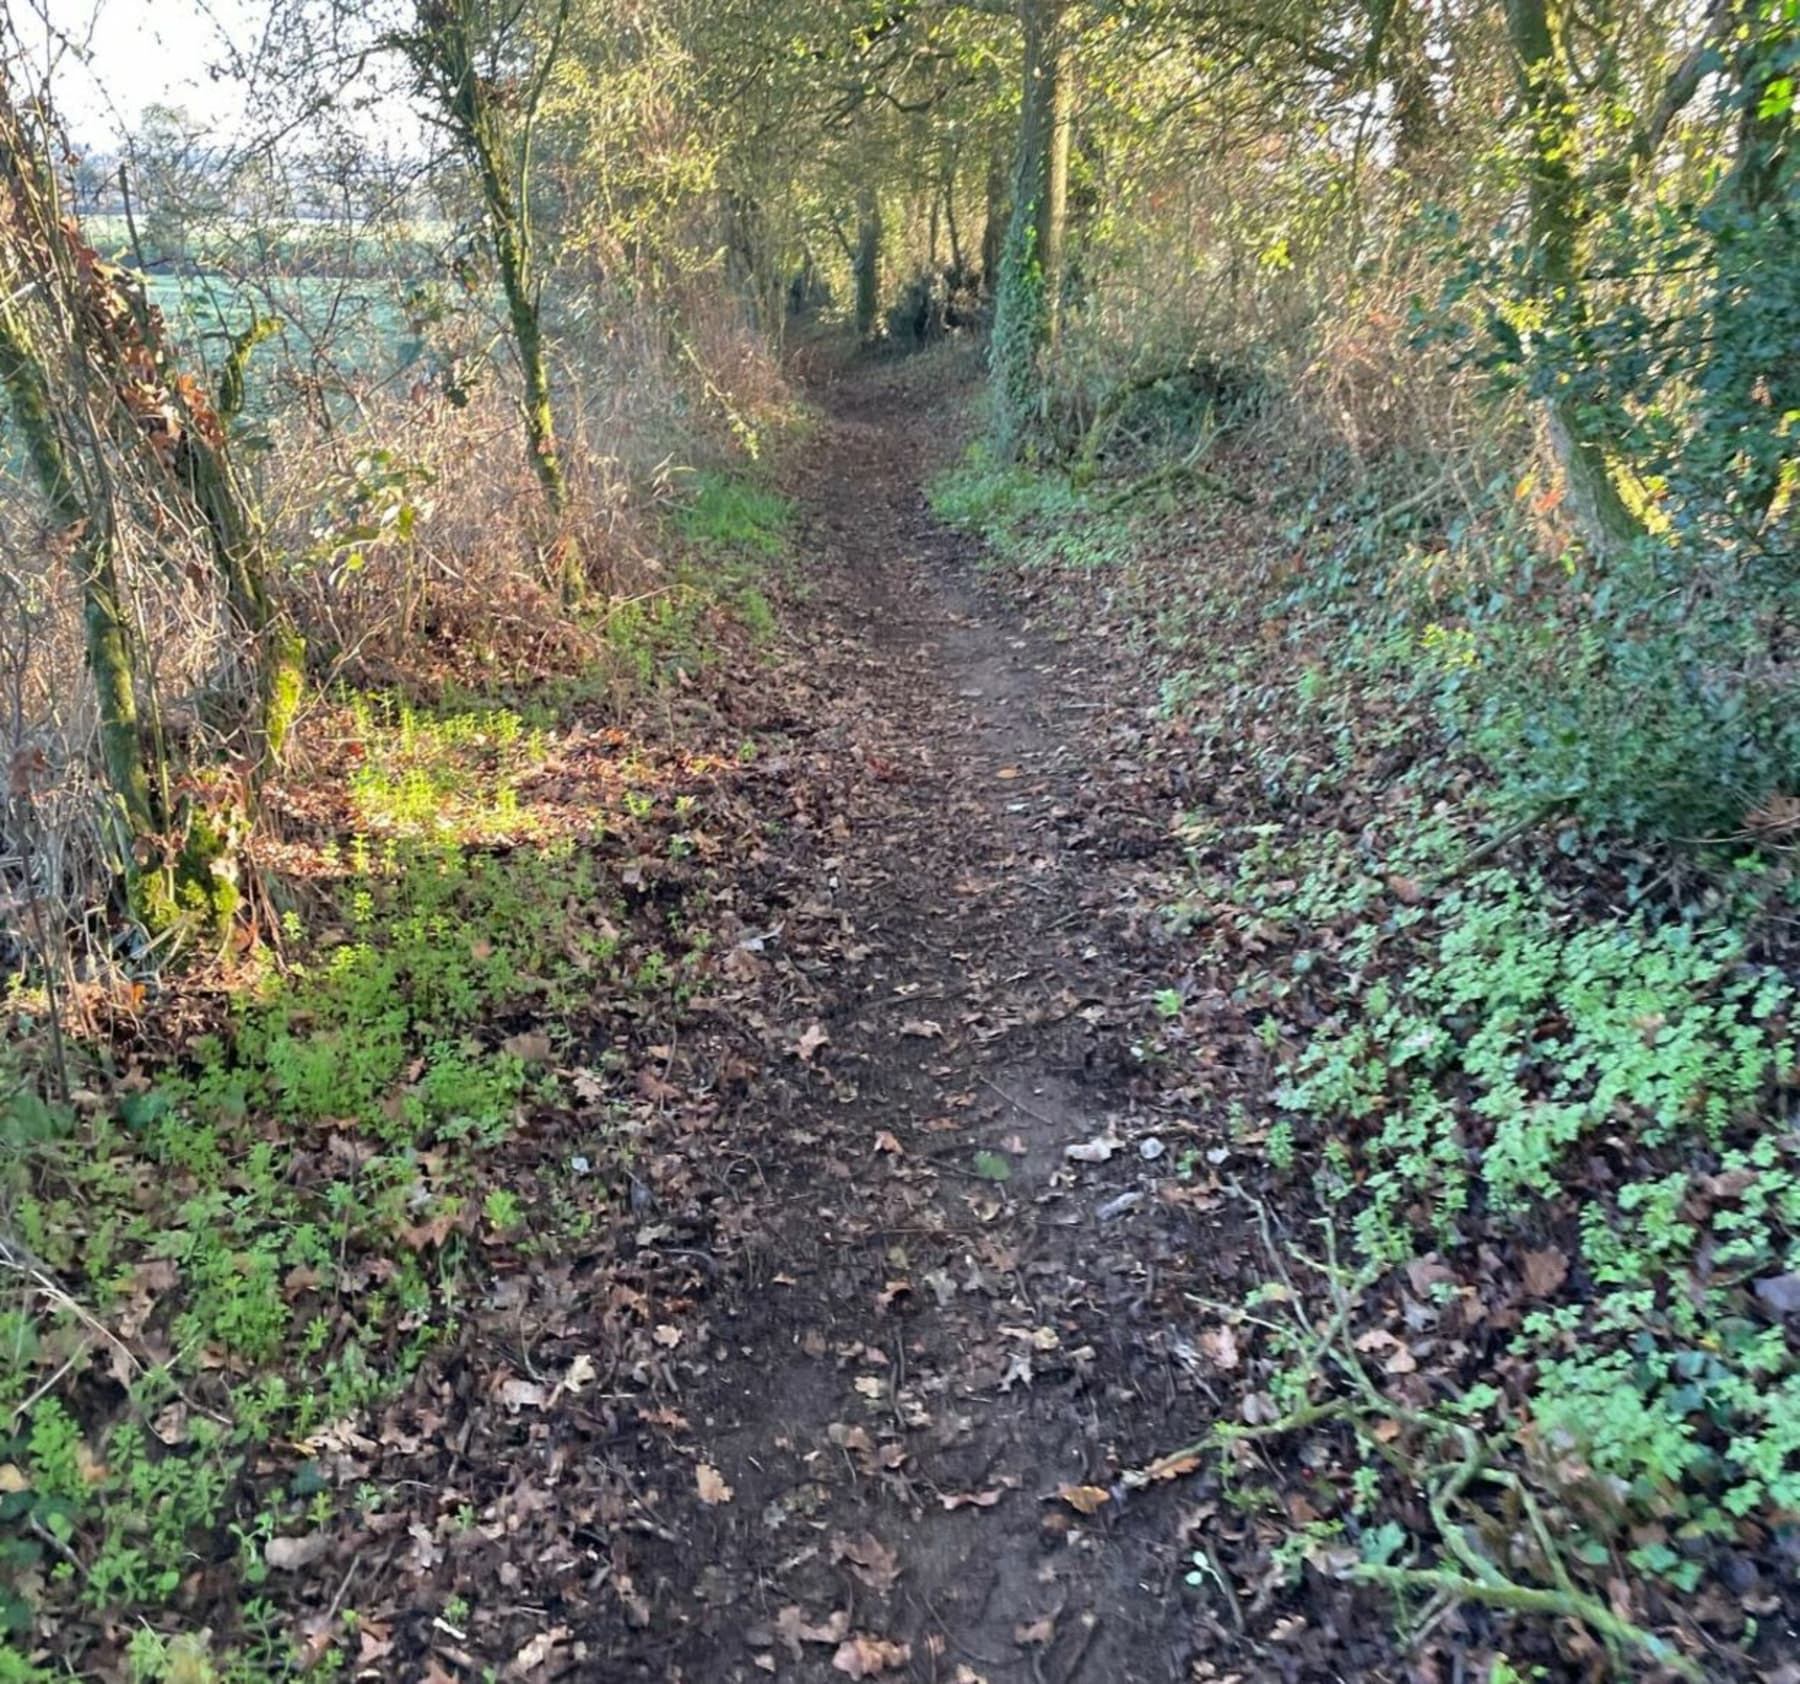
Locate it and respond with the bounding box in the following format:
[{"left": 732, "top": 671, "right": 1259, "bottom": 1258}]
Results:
[
  {"left": 674, "top": 469, "right": 790, "bottom": 558},
  {"left": 936, "top": 433, "right": 1800, "bottom": 1668},
  {"left": 0, "top": 814, "right": 724, "bottom": 1677},
  {"left": 0, "top": 527, "right": 767, "bottom": 1677},
  {"left": 931, "top": 443, "right": 1140, "bottom": 573}
]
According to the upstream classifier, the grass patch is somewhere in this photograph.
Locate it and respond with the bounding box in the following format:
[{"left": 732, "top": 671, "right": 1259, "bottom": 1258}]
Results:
[{"left": 674, "top": 471, "right": 790, "bottom": 558}]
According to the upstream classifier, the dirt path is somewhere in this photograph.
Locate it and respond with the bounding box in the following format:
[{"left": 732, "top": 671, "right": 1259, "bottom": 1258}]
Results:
[
  {"left": 331, "top": 358, "right": 1253, "bottom": 1684},
  {"left": 585, "top": 364, "right": 1234, "bottom": 1683}
]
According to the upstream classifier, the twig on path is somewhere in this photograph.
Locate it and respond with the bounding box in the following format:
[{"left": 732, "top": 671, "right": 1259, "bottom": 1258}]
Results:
[
  {"left": 977, "top": 1075, "right": 1063, "bottom": 1132},
  {"left": 1059, "top": 1610, "right": 1105, "bottom": 1682},
  {"left": 911, "top": 1590, "right": 1014, "bottom": 1671}
]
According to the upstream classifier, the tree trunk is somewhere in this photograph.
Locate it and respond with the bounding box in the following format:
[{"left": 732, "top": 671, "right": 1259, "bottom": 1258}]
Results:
[
  {"left": 943, "top": 145, "right": 965, "bottom": 276},
  {"left": 1039, "top": 18, "right": 1072, "bottom": 348},
  {"left": 0, "top": 309, "right": 156, "bottom": 847},
  {"left": 1725, "top": 0, "right": 1796, "bottom": 517},
  {"left": 991, "top": 0, "right": 1065, "bottom": 457},
  {"left": 855, "top": 185, "right": 883, "bottom": 340},
  {"left": 1372, "top": 0, "right": 1438, "bottom": 163},
  {"left": 411, "top": 1, "right": 570, "bottom": 530},
  {"left": 981, "top": 139, "right": 1008, "bottom": 291},
  {"left": 1505, "top": 0, "right": 1646, "bottom": 555}
]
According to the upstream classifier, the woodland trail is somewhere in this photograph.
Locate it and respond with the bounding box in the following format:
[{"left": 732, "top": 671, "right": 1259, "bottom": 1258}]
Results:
[
  {"left": 346, "top": 355, "right": 1292, "bottom": 1684},
  {"left": 599, "top": 361, "right": 1234, "bottom": 1683}
]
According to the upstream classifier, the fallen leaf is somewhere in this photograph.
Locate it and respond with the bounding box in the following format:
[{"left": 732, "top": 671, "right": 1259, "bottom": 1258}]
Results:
[
  {"left": 265, "top": 1532, "right": 330, "bottom": 1572},
  {"left": 356, "top": 1623, "right": 395, "bottom": 1667},
  {"left": 1014, "top": 1612, "right": 1057, "bottom": 1646},
  {"left": 940, "top": 1488, "right": 1002, "bottom": 1510},
  {"left": 499, "top": 1377, "right": 549, "bottom": 1411},
  {"left": 1199, "top": 1324, "right": 1240, "bottom": 1370},
  {"left": 832, "top": 1635, "right": 912, "bottom": 1677},
  {"left": 873, "top": 1130, "right": 903, "bottom": 1154},
  {"left": 1521, "top": 1247, "right": 1570, "bottom": 1298},
  {"left": 775, "top": 1605, "right": 850, "bottom": 1657},
  {"left": 502, "top": 1030, "right": 554, "bottom": 1063},
  {"left": 832, "top": 1531, "right": 901, "bottom": 1593},
  {"left": 1064, "top": 1133, "right": 1121, "bottom": 1164},
  {"left": 506, "top": 1625, "right": 571, "bottom": 1678},
  {"left": 900, "top": 1019, "right": 943, "bottom": 1039},
  {"left": 1138, "top": 1448, "right": 1201, "bottom": 1484},
  {"left": 795, "top": 1022, "right": 829, "bottom": 1061},
  {"left": 1755, "top": 1271, "right": 1800, "bottom": 1317},
  {"left": 1057, "top": 1483, "right": 1110, "bottom": 1515},
  {"left": 696, "top": 1463, "right": 734, "bottom": 1505}
]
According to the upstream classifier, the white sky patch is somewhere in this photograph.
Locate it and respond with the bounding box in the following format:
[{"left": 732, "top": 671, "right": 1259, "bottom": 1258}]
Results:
[
  {"left": 14, "top": 0, "right": 258, "bottom": 144},
  {"left": 12, "top": 0, "right": 428, "bottom": 160}
]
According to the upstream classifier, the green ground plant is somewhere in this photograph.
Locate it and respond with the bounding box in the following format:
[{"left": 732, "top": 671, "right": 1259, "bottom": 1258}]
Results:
[
  {"left": 940, "top": 379, "right": 1800, "bottom": 1669},
  {"left": 0, "top": 696, "right": 728, "bottom": 1675}
]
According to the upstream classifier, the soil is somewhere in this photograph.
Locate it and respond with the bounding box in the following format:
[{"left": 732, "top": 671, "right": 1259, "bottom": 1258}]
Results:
[{"left": 333, "top": 354, "right": 1260, "bottom": 1684}]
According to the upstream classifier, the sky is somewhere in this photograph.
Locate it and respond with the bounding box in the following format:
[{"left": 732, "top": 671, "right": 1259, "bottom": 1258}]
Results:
[{"left": 12, "top": 0, "right": 262, "bottom": 146}]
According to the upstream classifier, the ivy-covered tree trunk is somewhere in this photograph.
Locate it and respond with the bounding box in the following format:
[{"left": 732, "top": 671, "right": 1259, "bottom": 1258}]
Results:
[
  {"left": 1506, "top": 0, "right": 1647, "bottom": 555},
  {"left": 1724, "top": 0, "right": 1797, "bottom": 517},
  {"left": 1039, "top": 17, "right": 1072, "bottom": 349},
  {"left": 854, "top": 185, "right": 883, "bottom": 340},
  {"left": 0, "top": 309, "right": 156, "bottom": 848},
  {"left": 991, "top": 0, "right": 1065, "bottom": 458}
]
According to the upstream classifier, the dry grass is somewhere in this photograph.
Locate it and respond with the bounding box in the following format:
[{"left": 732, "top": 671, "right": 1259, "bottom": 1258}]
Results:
[{"left": 0, "top": 280, "right": 793, "bottom": 989}]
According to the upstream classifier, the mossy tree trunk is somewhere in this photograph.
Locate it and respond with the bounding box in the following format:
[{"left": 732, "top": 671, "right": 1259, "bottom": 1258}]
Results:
[
  {"left": 1038, "top": 18, "right": 1072, "bottom": 349},
  {"left": 991, "top": 0, "right": 1066, "bottom": 458},
  {"left": 1725, "top": 0, "right": 1797, "bottom": 518},
  {"left": 405, "top": 0, "right": 572, "bottom": 537},
  {"left": 1505, "top": 0, "right": 1647, "bottom": 555},
  {"left": 205, "top": 318, "right": 305, "bottom": 764},
  {"left": 0, "top": 308, "right": 157, "bottom": 849}
]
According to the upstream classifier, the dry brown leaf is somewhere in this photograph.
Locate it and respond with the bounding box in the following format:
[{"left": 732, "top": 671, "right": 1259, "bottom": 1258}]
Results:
[
  {"left": 795, "top": 1022, "right": 830, "bottom": 1061},
  {"left": 696, "top": 1463, "right": 734, "bottom": 1505},
  {"left": 1139, "top": 1448, "right": 1201, "bottom": 1483},
  {"left": 775, "top": 1605, "right": 850, "bottom": 1657},
  {"left": 506, "top": 1625, "right": 571, "bottom": 1679},
  {"left": 831, "top": 1531, "right": 901, "bottom": 1594},
  {"left": 1056, "top": 1483, "right": 1110, "bottom": 1515},
  {"left": 940, "top": 1487, "right": 1001, "bottom": 1509},
  {"left": 1521, "top": 1247, "right": 1570, "bottom": 1298},
  {"left": 561, "top": 1352, "right": 598, "bottom": 1394},
  {"left": 499, "top": 1377, "right": 549, "bottom": 1411},
  {"left": 265, "top": 1532, "right": 330, "bottom": 1572},
  {"left": 1198, "top": 1324, "right": 1240, "bottom": 1370},
  {"left": 832, "top": 1635, "right": 912, "bottom": 1677}
]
